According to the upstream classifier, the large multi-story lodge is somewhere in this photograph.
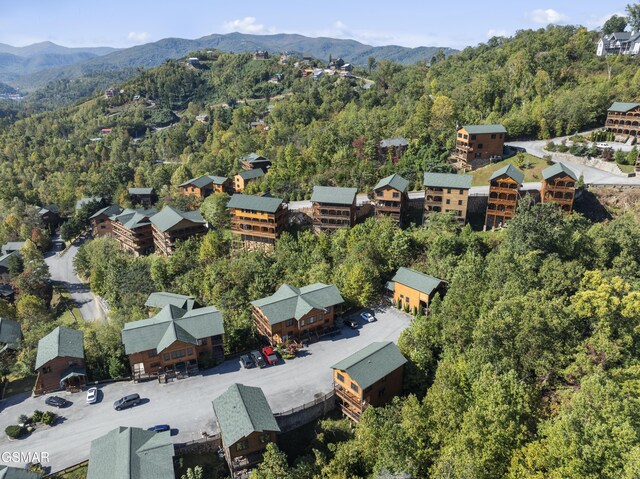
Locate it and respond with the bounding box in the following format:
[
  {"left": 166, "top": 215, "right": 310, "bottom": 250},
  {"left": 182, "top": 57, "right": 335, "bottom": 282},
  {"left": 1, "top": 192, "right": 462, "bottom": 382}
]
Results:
[
  {"left": 605, "top": 102, "right": 640, "bottom": 138},
  {"left": 227, "top": 194, "right": 288, "bottom": 250}
]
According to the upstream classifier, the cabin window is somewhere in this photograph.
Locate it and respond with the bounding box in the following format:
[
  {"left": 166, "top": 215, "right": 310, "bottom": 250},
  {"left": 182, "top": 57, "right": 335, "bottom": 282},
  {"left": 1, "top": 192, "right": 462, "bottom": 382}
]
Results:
[
  {"left": 163, "top": 353, "right": 170, "bottom": 361},
  {"left": 459, "top": 189, "right": 464, "bottom": 195},
  {"left": 42, "top": 366, "right": 52, "bottom": 374},
  {"left": 378, "top": 388, "right": 386, "bottom": 398},
  {"left": 300, "top": 319, "right": 305, "bottom": 326},
  {"left": 171, "top": 349, "right": 187, "bottom": 359},
  {"left": 376, "top": 190, "right": 383, "bottom": 197},
  {"left": 392, "top": 192, "right": 400, "bottom": 198},
  {"left": 187, "top": 348, "right": 193, "bottom": 355},
  {"left": 458, "top": 200, "right": 463, "bottom": 206},
  {"left": 477, "top": 143, "right": 483, "bottom": 149},
  {"left": 285, "top": 319, "right": 294, "bottom": 327},
  {"left": 351, "top": 382, "right": 360, "bottom": 393},
  {"left": 259, "top": 433, "right": 271, "bottom": 444},
  {"left": 336, "top": 373, "right": 345, "bottom": 383},
  {"left": 446, "top": 199, "right": 450, "bottom": 205},
  {"left": 236, "top": 439, "right": 249, "bottom": 452},
  {"left": 148, "top": 349, "right": 157, "bottom": 358},
  {"left": 470, "top": 135, "right": 477, "bottom": 140},
  {"left": 150, "top": 362, "right": 160, "bottom": 368},
  {"left": 197, "top": 338, "right": 208, "bottom": 346},
  {"left": 491, "top": 134, "right": 496, "bottom": 139}
]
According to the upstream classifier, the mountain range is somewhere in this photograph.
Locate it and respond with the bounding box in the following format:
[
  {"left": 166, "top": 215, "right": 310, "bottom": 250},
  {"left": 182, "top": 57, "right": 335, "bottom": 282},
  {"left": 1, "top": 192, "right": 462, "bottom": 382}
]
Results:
[{"left": 0, "top": 33, "right": 457, "bottom": 91}]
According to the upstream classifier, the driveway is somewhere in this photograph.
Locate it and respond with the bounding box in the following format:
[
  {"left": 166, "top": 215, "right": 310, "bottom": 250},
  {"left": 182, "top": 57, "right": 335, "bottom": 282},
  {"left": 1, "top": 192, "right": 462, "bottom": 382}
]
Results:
[
  {"left": 45, "top": 235, "right": 106, "bottom": 322},
  {"left": 0, "top": 306, "right": 410, "bottom": 472}
]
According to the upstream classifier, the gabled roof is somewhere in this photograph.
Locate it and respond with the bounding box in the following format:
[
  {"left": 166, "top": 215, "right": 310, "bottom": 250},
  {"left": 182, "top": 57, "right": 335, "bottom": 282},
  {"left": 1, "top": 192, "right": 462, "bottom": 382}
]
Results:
[
  {"left": 379, "top": 138, "right": 408, "bottom": 148},
  {"left": 0, "top": 318, "right": 21, "bottom": 351},
  {"left": 150, "top": 206, "right": 206, "bottom": 233},
  {"left": 251, "top": 283, "right": 344, "bottom": 326},
  {"left": 35, "top": 326, "right": 84, "bottom": 370},
  {"left": 311, "top": 186, "right": 358, "bottom": 205},
  {"left": 542, "top": 162, "right": 578, "bottom": 181},
  {"left": 374, "top": 174, "right": 409, "bottom": 193},
  {"left": 1, "top": 241, "right": 26, "bottom": 255},
  {"left": 608, "top": 101, "right": 640, "bottom": 113},
  {"left": 240, "top": 153, "right": 270, "bottom": 164},
  {"left": 423, "top": 172, "right": 473, "bottom": 189},
  {"left": 0, "top": 465, "right": 43, "bottom": 479},
  {"left": 460, "top": 124, "right": 507, "bottom": 135},
  {"left": 178, "top": 175, "right": 228, "bottom": 188},
  {"left": 128, "top": 187, "right": 155, "bottom": 195},
  {"left": 122, "top": 304, "right": 224, "bottom": 354},
  {"left": 212, "top": 383, "right": 280, "bottom": 446},
  {"left": 89, "top": 204, "right": 123, "bottom": 220},
  {"left": 489, "top": 164, "right": 524, "bottom": 184},
  {"left": 87, "top": 426, "right": 175, "bottom": 479},
  {"left": 391, "top": 267, "right": 445, "bottom": 296},
  {"left": 145, "top": 292, "right": 196, "bottom": 311},
  {"left": 237, "top": 169, "right": 265, "bottom": 181},
  {"left": 76, "top": 197, "right": 103, "bottom": 210},
  {"left": 112, "top": 208, "right": 157, "bottom": 230},
  {"left": 331, "top": 342, "right": 407, "bottom": 390},
  {"left": 0, "top": 251, "right": 18, "bottom": 269},
  {"left": 227, "top": 194, "right": 284, "bottom": 214}
]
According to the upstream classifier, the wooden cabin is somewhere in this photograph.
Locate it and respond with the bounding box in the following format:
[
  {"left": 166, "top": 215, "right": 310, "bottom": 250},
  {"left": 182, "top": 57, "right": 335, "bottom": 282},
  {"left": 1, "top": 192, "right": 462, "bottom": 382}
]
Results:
[
  {"left": 89, "top": 204, "right": 124, "bottom": 237},
  {"left": 233, "top": 169, "right": 265, "bottom": 193},
  {"left": 179, "top": 175, "right": 232, "bottom": 198},
  {"left": 150, "top": 206, "right": 208, "bottom": 256},
  {"left": 373, "top": 173, "right": 409, "bottom": 225},
  {"left": 111, "top": 208, "right": 157, "bottom": 256},
  {"left": 606, "top": 102, "right": 640, "bottom": 138},
  {"left": 311, "top": 186, "right": 357, "bottom": 233},
  {"left": 485, "top": 164, "right": 524, "bottom": 230},
  {"left": 240, "top": 153, "right": 271, "bottom": 173},
  {"left": 452, "top": 124, "right": 506, "bottom": 170},
  {"left": 128, "top": 187, "right": 157, "bottom": 208},
  {"left": 34, "top": 326, "right": 86, "bottom": 395},
  {"left": 227, "top": 194, "right": 288, "bottom": 250},
  {"left": 389, "top": 267, "right": 446, "bottom": 315},
  {"left": 423, "top": 172, "right": 473, "bottom": 224},
  {"left": 541, "top": 162, "right": 578, "bottom": 213}
]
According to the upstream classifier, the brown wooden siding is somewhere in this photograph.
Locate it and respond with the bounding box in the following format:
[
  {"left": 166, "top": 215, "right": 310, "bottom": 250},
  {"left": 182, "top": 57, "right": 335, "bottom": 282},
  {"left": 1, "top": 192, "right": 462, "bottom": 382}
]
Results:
[
  {"left": 34, "top": 356, "right": 86, "bottom": 395},
  {"left": 452, "top": 128, "right": 505, "bottom": 170}
]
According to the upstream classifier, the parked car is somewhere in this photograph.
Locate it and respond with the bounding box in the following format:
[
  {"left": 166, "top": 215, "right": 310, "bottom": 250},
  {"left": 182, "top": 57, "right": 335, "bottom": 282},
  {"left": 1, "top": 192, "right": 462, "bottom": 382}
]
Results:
[
  {"left": 596, "top": 142, "right": 610, "bottom": 149},
  {"left": 113, "top": 393, "right": 140, "bottom": 411},
  {"left": 261, "top": 346, "right": 278, "bottom": 365},
  {"left": 240, "top": 354, "right": 255, "bottom": 369},
  {"left": 344, "top": 319, "right": 359, "bottom": 329},
  {"left": 147, "top": 424, "right": 170, "bottom": 432},
  {"left": 251, "top": 350, "right": 266, "bottom": 368},
  {"left": 86, "top": 387, "right": 98, "bottom": 404},
  {"left": 45, "top": 396, "right": 68, "bottom": 408},
  {"left": 360, "top": 312, "right": 376, "bottom": 322}
]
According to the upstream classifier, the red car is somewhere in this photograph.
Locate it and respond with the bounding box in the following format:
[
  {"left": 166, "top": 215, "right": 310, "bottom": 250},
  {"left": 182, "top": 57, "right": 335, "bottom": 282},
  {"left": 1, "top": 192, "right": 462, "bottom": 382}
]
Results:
[{"left": 261, "top": 346, "right": 278, "bottom": 365}]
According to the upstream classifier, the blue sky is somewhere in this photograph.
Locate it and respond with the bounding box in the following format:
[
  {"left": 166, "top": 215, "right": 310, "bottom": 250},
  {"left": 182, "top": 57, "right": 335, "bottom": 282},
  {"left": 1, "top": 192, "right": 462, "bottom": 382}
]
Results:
[{"left": 0, "top": 1, "right": 629, "bottom": 49}]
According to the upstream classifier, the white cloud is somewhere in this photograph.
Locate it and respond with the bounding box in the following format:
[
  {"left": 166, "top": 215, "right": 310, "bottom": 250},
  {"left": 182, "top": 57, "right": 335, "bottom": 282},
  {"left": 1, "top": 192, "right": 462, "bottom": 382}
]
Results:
[
  {"left": 585, "top": 11, "right": 626, "bottom": 28},
  {"left": 223, "top": 17, "right": 268, "bottom": 34},
  {"left": 127, "top": 31, "right": 150, "bottom": 43},
  {"left": 529, "top": 9, "right": 569, "bottom": 24},
  {"left": 487, "top": 29, "right": 510, "bottom": 38}
]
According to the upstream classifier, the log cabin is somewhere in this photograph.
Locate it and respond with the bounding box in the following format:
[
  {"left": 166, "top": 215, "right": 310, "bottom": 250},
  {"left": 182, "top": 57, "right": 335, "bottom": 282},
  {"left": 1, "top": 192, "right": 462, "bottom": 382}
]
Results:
[
  {"left": 150, "top": 206, "right": 208, "bottom": 256},
  {"left": 423, "top": 172, "right": 473, "bottom": 224},
  {"left": 373, "top": 173, "right": 409, "bottom": 225},
  {"left": 389, "top": 267, "right": 446, "bottom": 315},
  {"left": 227, "top": 194, "right": 288, "bottom": 250},
  {"left": 34, "top": 326, "right": 86, "bottom": 395},
  {"left": 541, "top": 162, "right": 578, "bottom": 213},
  {"left": 311, "top": 186, "right": 357, "bottom": 233},
  {"left": 485, "top": 164, "right": 524, "bottom": 230},
  {"left": 452, "top": 124, "right": 506, "bottom": 170}
]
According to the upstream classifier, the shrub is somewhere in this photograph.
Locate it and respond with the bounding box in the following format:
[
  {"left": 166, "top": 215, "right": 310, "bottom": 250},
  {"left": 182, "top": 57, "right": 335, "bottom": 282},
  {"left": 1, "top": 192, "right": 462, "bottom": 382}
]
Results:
[
  {"left": 5, "top": 425, "right": 24, "bottom": 439},
  {"left": 31, "top": 410, "right": 44, "bottom": 422},
  {"left": 545, "top": 141, "right": 556, "bottom": 151},
  {"left": 18, "top": 414, "right": 29, "bottom": 425},
  {"left": 41, "top": 411, "right": 57, "bottom": 426}
]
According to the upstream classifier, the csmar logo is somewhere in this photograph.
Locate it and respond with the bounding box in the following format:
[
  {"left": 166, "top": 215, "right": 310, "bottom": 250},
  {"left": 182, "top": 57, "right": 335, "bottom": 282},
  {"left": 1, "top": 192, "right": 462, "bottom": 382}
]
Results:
[{"left": 1, "top": 451, "right": 50, "bottom": 463}]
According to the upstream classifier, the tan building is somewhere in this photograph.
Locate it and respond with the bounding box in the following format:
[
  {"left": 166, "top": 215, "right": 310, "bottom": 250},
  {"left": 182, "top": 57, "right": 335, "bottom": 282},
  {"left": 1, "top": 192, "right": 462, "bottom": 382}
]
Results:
[
  {"left": 389, "top": 267, "right": 446, "bottom": 315},
  {"left": 452, "top": 124, "right": 506, "bottom": 170},
  {"left": 111, "top": 208, "right": 157, "bottom": 256},
  {"left": 541, "top": 162, "right": 578, "bottom": 213},
  {"left": 34, "top": 326, "right": 86, "bottom": 395},
  {"left": 373, "top": 173, "right": 409, "bottom": 224},
  {"left": 252, "top": 283, "right": 344, "bottom": 345},
  {"left": 331, "top": 342, "right": 407, "bottom": 422},
  {"left": 423, "top": 172, "right": 473, "bottom": 224},
  {"left": 150, "top": 206, "right": 208, "bottom": 256},
  {"left": 213, "top": 384, "right": 280, "bottom": 477},
  {"left": 485, "top": 164, "right": 524, "bottom": 230},
  {"left": 179, "top": 175, "right": 232, "bottom": 198},
  {"left": 605, "top": 102, "right": 640, "bottom": 138},
  {"left": 311, "top": 186, "right": 357, "bottom": 233},
  {"left": 233, "top": 169, "right": 265, "bottom": 193},
  {"left": 89, "top": 204, "right": 123, "bottom": 237},
  {"left": 227, "top": 194, "right": 288, "bottom": 250}
]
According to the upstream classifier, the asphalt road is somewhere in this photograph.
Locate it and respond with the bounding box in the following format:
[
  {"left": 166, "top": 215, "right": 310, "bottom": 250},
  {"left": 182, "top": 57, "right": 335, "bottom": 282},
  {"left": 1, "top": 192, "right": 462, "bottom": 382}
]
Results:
[
  {"left": 44, "top": 236, "right": 106, "bottom": 322},
  {"left": 0, "top": 307, "right": 410, "bottom": 472}
]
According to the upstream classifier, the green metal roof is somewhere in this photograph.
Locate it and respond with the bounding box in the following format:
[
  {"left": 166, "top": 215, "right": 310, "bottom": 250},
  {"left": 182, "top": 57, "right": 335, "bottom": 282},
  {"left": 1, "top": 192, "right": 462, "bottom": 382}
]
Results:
[
  {"left": 128, "top": 187, "right": 155, "bottom": 195},
  {"left": 237, "top": 169, "right": 265, "bottom": 181},
  {"left": 460, "top": 124, "right": 507, "bottom": 135},
  {"left": 122, "top": 304, "right": 224, "bottom": 354},
  {"left": 379, "top": 138, "right": 408, "bottom": 148},
  {"left": 145, "top": 292, "right": 196, "bottom": 311},
  {"left": 150, "top": 206, "right": 205, "bottom": 232},
  {"left": 112, "top": 208, "right": 157, "bottom": 230},
  {"left": 227, "top": 194, "right": 284, "bottom": 214},
  {"left": 0, "top": 251, "right": 18, "bottom": 270},
  {"left": 241, "top": 153, "right": 270, "bottom": 164},
  {"left": 0, "top": 465, "right": 43, "bottom": 479},
  {"left": 374, "top": 174, "right": 410, "bottom": 193},
  {"left": 0, "top": 317, "right": 21, "bottom": 351},
  {"left": 489, "top": 164, "right": 524, "bottom": 184},
  {"left": 251, "top": 283, "right": 344, "bottom": 326},
  {"left": 89, "top": 204, "right": 123, "bottom": 220},
  {"left": 391, "top": 267, "right": 445, "bottom": 296},
  {"left": 1, "top": 242, "right": 26, "bottom": 255},
  {"left": 212, "top": 383, "right": 280, "bottom": 447},
  {"left": 542, "top": 162, "right": 578, "bottom": 181},
  {"left": 178, "top": 175, "right": 228, "bottom": 188},
  {"left": 76, "top": 197, "right": 103, "bottom": 210},
  {"left": 87, "top": 426, "right": 175, "bottom": 479},
  {"left": 423, "top": 172, "right": 473, "bottom": 189},
  {"left": 608, "top": 101, "right": 640, "bottom": 113},
  {"left": 310, "top": 186, "right": 358, "bottom": 205},
  {"left": 331, "top": 342, "right": 407, "bottom": 390},
  {"left": 35, "top": 326, "right": 84, "bottom": 370}
]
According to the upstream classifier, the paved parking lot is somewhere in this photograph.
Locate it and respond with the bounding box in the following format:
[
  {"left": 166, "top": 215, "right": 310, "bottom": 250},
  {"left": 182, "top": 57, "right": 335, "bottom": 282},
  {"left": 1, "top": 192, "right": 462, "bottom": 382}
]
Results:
[{"left": 0, "top": 306, "right": 410, "bottom": 472}]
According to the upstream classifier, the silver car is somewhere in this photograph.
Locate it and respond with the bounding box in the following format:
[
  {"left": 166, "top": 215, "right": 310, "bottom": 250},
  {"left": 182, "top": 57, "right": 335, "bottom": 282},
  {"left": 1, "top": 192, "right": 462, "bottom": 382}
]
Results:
[{"left": 86, "top": 387, "right": 98, "bottom": 404}]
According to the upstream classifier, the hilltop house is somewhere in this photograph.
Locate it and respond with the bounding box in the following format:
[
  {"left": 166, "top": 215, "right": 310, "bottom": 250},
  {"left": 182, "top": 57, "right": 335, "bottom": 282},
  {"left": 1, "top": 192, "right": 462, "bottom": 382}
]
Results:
[
  {"left": 38, "top": 205, "right": 62, "bottom": 232},
  {"left": 213, "top": 383, "right": 280, "bottom": 477},
  {"left": 87, "top": 427, "right": 175, "bottom": 479},
  {"left": 541, "top": 162, "right": 577, "bottom": 213},
  {"left": 89, "top": 204, "right": 123, "bottom": 237},
  {"left": 311, "top": 186, "right": 358, "bottom": 233},
  {"left": 145, "top": 291, "right": 196, "bottom": 311},
  {"left": 485, "top": 164, "right": 524, "bottom": 230},
  {"left": 251, "top": 283, "right": 344, "bottom": 344},
  {"left": 110, "top": 208, "right": 157, "bottom": 256},
  {"left": 331, "top": 342, "right": 407, "bottom": 422},
  {"left": 605, "top": 102, "right": 640, "bottom": 138},
  {"left": 150, "top": 206, "right": 208, "bottom": 256},
  {"left": 0, "top": 317, "right": 21, "bottom": 352},
  {"left": 373, "top": 174, "right": 409, "bottom": 224},
  {"left": 240, "top": 153, "right": 271, "bottom": 173},
  {"left": 128, "top": 187, "right": 157, "bottom": 208},
  {"left": 423, "top": 172, "right": 473, "bottom": 224},
  {"left": 34, "top": 326, "right": 86, "bottom": 395},
  {"left": 597, "top": 31, "right": 640, "bottom": 56},
  {"left": 122, "top": 304, "right": 224, "bottom": 381},
  {"left": 452, "top": 124, "right": 506, "bottom": 170},
  {"left": 233, "top": 169, "right": 265, "bottom": 193},
  {"left": 389, "top": 267, "right": 446, "bottom": 315},
  {"left": 253, "top": 50, "right": 269, "bottom": 60},
  {"left": 227, "top": 194, "right": 288, "bottom": 250},
  {"left": 179, "top": 175, "right": 232, "bottom": 198},
  {"left": 378, "top": 138, "right": 408, "bottom": 163}
]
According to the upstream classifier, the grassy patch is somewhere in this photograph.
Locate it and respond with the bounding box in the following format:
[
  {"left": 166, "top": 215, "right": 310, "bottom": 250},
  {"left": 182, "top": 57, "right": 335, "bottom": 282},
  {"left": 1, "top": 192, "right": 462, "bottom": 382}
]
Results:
[
  {"left": 471, "top": 154, "right": 549, "bottom": 186},
  {"left": 53, "top": 289, "right": 82, "bottom": 325},
  {"left": 2, "top": 375, "right": 35, "bottom": 399},
  {"left": 616, "top": 162, "right": 636, "bottom": 174},
  {"left": 51, "top": 464, "right": 87, "bottom": 479}
]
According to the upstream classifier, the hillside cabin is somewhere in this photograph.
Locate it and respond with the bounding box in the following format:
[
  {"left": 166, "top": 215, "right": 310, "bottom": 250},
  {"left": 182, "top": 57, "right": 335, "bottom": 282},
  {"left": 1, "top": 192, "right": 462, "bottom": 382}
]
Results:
[
  {"left": 179, "top": 175, "right": 232, "bottom": 198},
  {"left": 251, "top": 283, "right": 344, "bottom": 345},
  {"left": 34, "top": 326, "right": 86, "bottom": 395},
  {"left": 0, "top": 317, "right": 21, "bottom": 352},
  {"left": 227, "top": 194, "right": 288, "bottom": 250},
  {"left": 452, "top": 124, "right": 506, "bottom": 170},
  {"left": 605, "top": 102, "right": 640, "bottom": 139},
  {"left": 128, "top": 187, "right": 157, "bottom": 208},
  {"left": 485, "top": 164, "right": 524, "bottom": 230},
  {"left": 89, "top": 204, "right": 123, "bottom": 237},
  {"left": 423, "top": 172, "right": 473, "bottom": 224},
  {"left": 331, "top": 341, "right": 407, "bottom": 422},
  {"left": 213, "top": 383, "right": 280, "bottom": 477},
  {"left": 111, "top": 208, "right": 157, "bottom": 256},
  {"left": 150, "top": 206, "right": 208, "bottom": 256},
  {"left": 373, "top": 173, "right": 409, "bottom": 224},
  {"left": 233, "top": 169, "right": 265, "bottom": 193},
  {"left": 541, "top": 162, "right": 577, "bottom": 213},
  {"left": 145, "top": 291, "right": 196, "bottom": 312},
  {"left": 38, "top": 205, "right": 62, "bottom": 232},
  {"left": 253, "top": 50, "right": 269, "bottom": 60},
  {"left": 597, "top": 32, "right": 640, "bottom": 56},
  {"left": 311, "top": 186, "right": 357, "bottom": 233},
  {"left": 240, "top": 153, "right": 271, "bottom": 173},
  {"left": 378, "top": 138, "right": 408, "bottom": 163},
  {"left": 389, "top": 267, "right": 446, "bottom": 315}
]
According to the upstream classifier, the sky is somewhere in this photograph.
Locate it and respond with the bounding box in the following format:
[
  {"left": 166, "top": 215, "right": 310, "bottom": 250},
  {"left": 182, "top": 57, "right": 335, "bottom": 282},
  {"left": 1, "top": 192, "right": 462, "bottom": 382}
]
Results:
[{"left": 0, "top": 1, "right": 630, "bottom": 50}]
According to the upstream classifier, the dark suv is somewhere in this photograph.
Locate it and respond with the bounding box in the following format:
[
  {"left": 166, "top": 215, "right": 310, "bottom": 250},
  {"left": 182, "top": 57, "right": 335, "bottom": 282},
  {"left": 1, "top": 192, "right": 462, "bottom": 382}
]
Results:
[
  {"left": 113, "top": 393, "right": 140, "bottom": 411},
  {"left": 250, "top": 350, "right": 266, "bottom": 368}
]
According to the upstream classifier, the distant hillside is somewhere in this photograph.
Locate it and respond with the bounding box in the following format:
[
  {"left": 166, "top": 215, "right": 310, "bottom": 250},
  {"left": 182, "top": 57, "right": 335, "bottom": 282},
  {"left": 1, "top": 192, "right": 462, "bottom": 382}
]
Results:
[
  {"left": 0, "top": 41, "right": 117, "bottom": 57},
  {"left": 6, "top": 33, "right": 457, "bottom": 91}
]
